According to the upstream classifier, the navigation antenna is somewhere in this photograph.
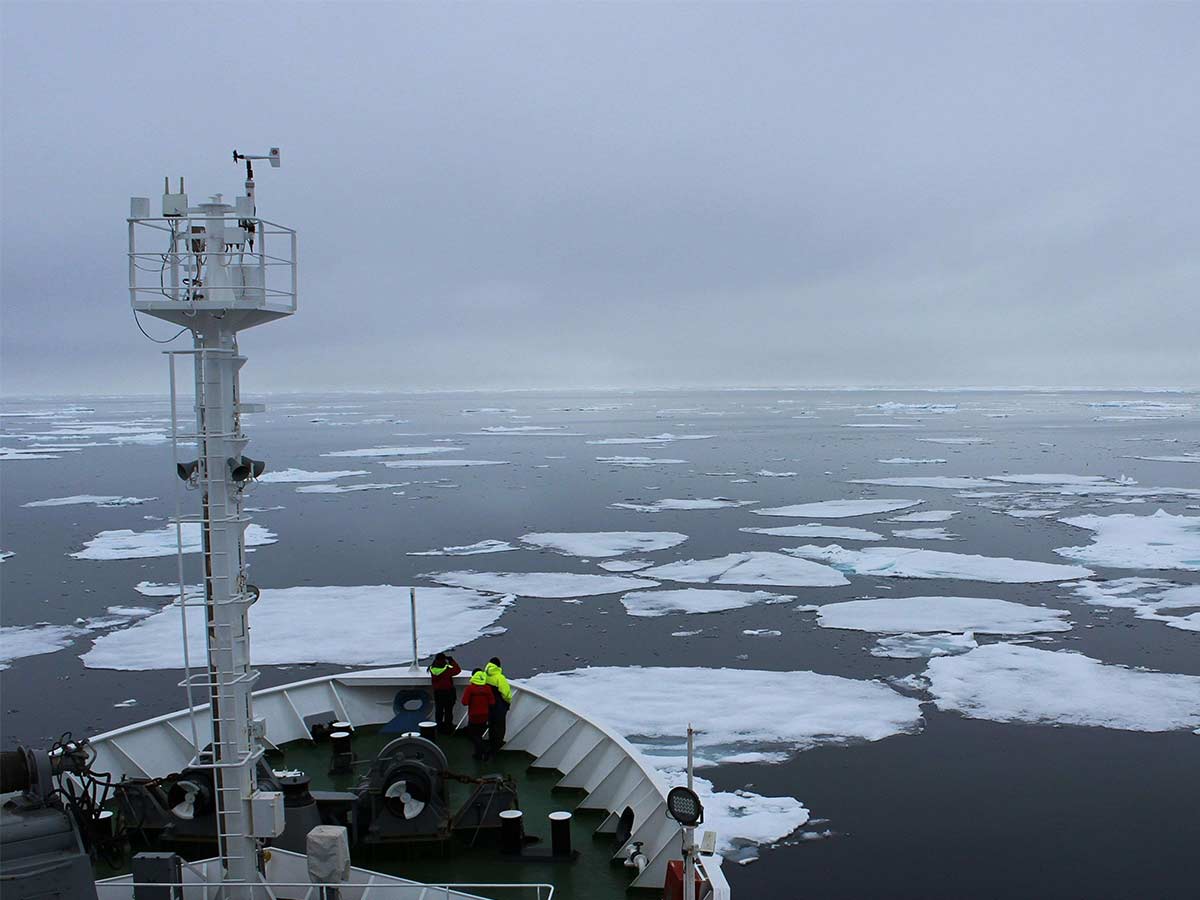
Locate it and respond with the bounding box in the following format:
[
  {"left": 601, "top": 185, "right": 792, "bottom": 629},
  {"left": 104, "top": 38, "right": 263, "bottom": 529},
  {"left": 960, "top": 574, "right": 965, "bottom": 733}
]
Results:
[{"left": 127, "top": 150, "right": 297, "bottom": 897}]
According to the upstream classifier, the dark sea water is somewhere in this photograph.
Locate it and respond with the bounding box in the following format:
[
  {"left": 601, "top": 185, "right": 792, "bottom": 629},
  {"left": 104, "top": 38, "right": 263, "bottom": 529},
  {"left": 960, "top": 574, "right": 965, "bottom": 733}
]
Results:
[{"left": 2, "top": 388, "right": 1197, "bottom": 898}]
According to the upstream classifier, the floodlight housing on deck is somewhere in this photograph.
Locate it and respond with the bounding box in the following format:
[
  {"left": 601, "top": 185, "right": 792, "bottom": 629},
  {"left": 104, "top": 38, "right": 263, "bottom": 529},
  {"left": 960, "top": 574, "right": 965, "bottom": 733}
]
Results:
[{"left": 666, "top": 786, "right": 704, "bottom": 827}]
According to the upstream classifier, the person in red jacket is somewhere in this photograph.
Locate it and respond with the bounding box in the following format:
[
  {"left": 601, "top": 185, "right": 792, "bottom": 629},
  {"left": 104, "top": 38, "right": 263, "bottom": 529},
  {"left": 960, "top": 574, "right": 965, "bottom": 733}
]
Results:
[
  {"left": 460, "top": 668, "right": 495, "bottom": 760},
  {"left": 428, "top": 652, "right": 462, "bottom": 734}
]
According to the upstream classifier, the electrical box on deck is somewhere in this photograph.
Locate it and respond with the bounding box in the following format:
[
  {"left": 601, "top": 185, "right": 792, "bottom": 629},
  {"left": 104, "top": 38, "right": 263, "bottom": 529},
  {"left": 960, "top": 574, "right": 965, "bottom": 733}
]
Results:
[
  {"left": 162, "top": 192, "right": 189, "bottom": 217},
  {"left": 249, "top": 790, "right": 285, "bottom": 838}
]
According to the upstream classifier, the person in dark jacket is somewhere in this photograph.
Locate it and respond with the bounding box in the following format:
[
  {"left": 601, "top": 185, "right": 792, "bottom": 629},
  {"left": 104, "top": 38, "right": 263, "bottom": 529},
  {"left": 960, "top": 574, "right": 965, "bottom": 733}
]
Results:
[
  {"left": 460, "top": 668, "right": 495, "bottom": 760},
  {"left": 428, "top": 652, "right": 462, "bottom": 734},
  {"left": 484, "top": 657, "right": 512, "bottom": 756}
]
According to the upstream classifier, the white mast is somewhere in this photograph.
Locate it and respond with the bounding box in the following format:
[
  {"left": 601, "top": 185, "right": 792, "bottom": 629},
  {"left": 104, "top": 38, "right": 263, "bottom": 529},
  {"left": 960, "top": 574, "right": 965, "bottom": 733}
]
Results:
[{"left": 128, "top": 149, "right": 295, "bottom": 896}]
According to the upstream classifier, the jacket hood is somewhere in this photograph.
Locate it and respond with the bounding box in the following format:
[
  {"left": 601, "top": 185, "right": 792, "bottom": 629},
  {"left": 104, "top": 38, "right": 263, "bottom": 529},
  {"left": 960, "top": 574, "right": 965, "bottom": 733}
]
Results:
[
  {"left": 470, "top": 671, "right": 488, "bottom": 685},
  {"left": 485, "top": 662, "right": 503, "bottom": 675}
]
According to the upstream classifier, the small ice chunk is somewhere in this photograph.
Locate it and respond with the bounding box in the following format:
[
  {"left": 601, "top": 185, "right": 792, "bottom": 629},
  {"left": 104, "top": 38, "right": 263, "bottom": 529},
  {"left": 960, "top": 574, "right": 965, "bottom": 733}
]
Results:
[
  {"left": 925, "top": 644, "right": 1200, "bottom": 731},
  {"left": 71, "top": 523, "right": 277, "bottom": 561},
  {"left": 1061, "top": 578, "right": 1200, "bottom": 632},
  {"left": 842, "top": 423, "right": 922, "bottom": 428},
  {"left": 256, "top": 468, "right": 369, "bottom": 483},
  {"left": 322, "top": 446, "right": 463, "bottom": 458},
  {"left": 383, "top": 459, "right": 509, "bottom": 468},
  {"left": 424, "top": 571, "right": 658, "bottom": 598},
  {"left": 889, "top": 510, "right": 958, "bottom": 523},
  {"left": 789, "top": 544, "right": 1092, "bottom": 583},
  {"left": 587, "top": 434, "right": 713, "bottom": 444},
  {"left": 877, "top": 458, "right": 947, "bottom": 465},
  {"left": 598, "top": 559, "right": 653, "bottom": 572},
  {"left": 611, "top": 498, "right": 757, "bottom": 512},
  {"left": 872, "top": 632, "right": 979, "bottom": 658},
  {"left": 595, "top": 456, "right": 688, "bottom": 467},
  {"left": 642, "top": 552, "right": 849, "bottom": 587},
  {"left": 892, "top": 527, "right": 956, "bottom": 541},
  {"left": 407, "top": 540, "right": 517, "bottom": 556},
  {"left": 520, "top": 531, "right": 687, "bottom": 558},
  {"left": 850, "top": 476, "right": 994, "bottom": 489},
  {"left": 740, "top": 524, "right": 884, "bottom": 541},
  {"left": 743, "top": 629, "right": 783, "bottom": 636},
  {"left": 296, "top": 482, "right": 407, "bottom": 493},
  {"left": 754, "top": 470, "right": 798, "bottom": 477},
  {"left": 917, "top": 437, "right": 991, "bottom": 445},
  {"left": 818, "top": 595, "right": 1070, "bottom": 635},
  {"left": 672, "top": 629, "right": 704, "bottom": 637},
  {"left": 22, "top": 495, "right": 156, "bottom": 508},
  {"left": 620, "top": 588, "right": 795, "bottom": 617},
  {"left": 753, "top": 499, "right": 922, "bottom": 519},
  {"left": 1055, "top": 510, "right": 1200, "bottom": 571}
]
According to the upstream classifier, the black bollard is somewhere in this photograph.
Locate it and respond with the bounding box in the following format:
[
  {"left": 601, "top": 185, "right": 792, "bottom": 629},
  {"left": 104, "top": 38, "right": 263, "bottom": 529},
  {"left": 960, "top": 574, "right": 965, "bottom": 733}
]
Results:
[
  {"left": 418, "top": 721, "right": 438, "bottom": 741},
  {"left": 549, "top": 811, "right": 572, "bottom": 857},
  {"left": 499, "top": 809, "right": 523, "bottom": 855},
  {"left": 329, "top": 731, "right": 353, "bottom": 775}
]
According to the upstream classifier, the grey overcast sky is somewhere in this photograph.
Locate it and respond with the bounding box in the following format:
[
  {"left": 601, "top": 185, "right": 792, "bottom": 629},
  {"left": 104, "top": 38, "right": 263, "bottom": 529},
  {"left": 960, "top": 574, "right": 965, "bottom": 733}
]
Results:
[{"left": 2, "top": 2, "right": 1197, "bottom": 396}]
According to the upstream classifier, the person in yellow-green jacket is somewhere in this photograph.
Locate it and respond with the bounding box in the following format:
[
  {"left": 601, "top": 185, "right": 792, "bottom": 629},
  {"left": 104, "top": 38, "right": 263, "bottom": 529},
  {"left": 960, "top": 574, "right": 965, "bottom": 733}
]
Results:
[{"left": 484, "top": 657, "right": 512, "bottom": 755}]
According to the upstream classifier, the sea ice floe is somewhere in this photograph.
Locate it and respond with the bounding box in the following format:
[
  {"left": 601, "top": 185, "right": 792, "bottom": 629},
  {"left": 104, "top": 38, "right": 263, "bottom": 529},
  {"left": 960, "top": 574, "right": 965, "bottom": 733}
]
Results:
[
  {"left": 743, "top": 629, "right": 782, "bottom": 636},
  {"left": 525, "top": 665, "right": 923, "bottom": 853},
  {"left": 925, "top": 644, "right": 1200, "bottom": 732},
  {"left": 877, "top": 458, "right": 947, "bottom": 465},
  {"left": 892, "top": 527, "right": 956, "bottom": 541},
  {"left": 740, "top": 524, "right": 884, "bottom": 541},
  {"left": 1004, "top": 509, "right": 1056, "bottom": 518},
  {"left": 1055, "top": 510, "right": 1200, "bottom": 572},
  {"left": 519, "top": 531, "right": 688, "bottom": 558},
  {"left": 619, "top": 588, "right": 796, "bottom": 617},
  {"left": 611, "top": 498, "right": 756, "bottom": 513},
  {"left": 70, "top": 523, "right": 278, "bottom": 560},
  {"left": 82, "top": 586, "right": 512, "bottom": 670},
  {"left": 295, "top": 482, "right": 408, "bottom": 494},
  {"left": 586, "top": 434, "right": 713, "bottom": 445},
  {"left": 641, "top": 552, "right": 849, "bottom": 588},
  {"left": 842, "top": 423, "right": 921, "bottom": 428},
  {"left": 597, "top": 559, "right": 653, "bottom": 572},
  {"left": 1124, "top": 454, "right": 1200, "bottom": 464},
  {"left": 424, "top": 571, "right": 658, "bottom": 598},
  {"left": 917, "top": 437, "right": 991, "bottom": 445},
  {"left": 1061, "top": 578, "right": 1200, "bottom": 633},
  {"left": 889, "top": 510, "right": 958, "bottom": 523},
  {"left": 256, "top": 468, "right": 369, "bottom": 483},
  {"left": 0, "top": 447, "right": 68, "bottom": 460},
  {"left": 0, "top": 551, "right": 14, "bottom": 562},
  {"left": 526, "top": 665, "right": 923, "bottom": 758},
  {"left": 754, "top": 470, "right": 798, "bottom": 477},
  {"left": 322, "top": 446, "right": 463, "bottom": 458},
  {"left": 1, "top": 624, "right": 86, "bottom": 669},
  {"left": 471, "top": 425, "right": 578, "bottom": 434},
  {"left": 22, "top": 495, "right": 156, "bottom": 508},
  {"left": 383, "top": 459, "right": 509, "bottom": 468},
  {"left": 594, "top": 456, "right": 688, "bottom": 467},
  {"left": 816, "top": 595, "right": 1070, "bottom": 635},
  {"left": 870, "top": 633, "right": 978, "bottom": 659},
  {"left": 407, "top": 540, "right": 517, "bottom": 557},
  {"left": 752, "top": 499, "right": 922, "bottom": 519},
  {"left": 461, "top": 407, "right": 517, "bottom": 414},
  {"left": 788, "top": 545, "right": 1092, "bottom": 583},
  {"left": 988, "top": 473, "right": 1129, "bottom": 487},
  {"left": 850, "top": 476, "right": 994, "bottom": 489}
]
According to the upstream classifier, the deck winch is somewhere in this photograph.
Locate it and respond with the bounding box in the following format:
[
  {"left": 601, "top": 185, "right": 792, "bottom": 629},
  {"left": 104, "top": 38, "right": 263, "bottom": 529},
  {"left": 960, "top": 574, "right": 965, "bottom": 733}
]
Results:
[{"left": 354, "top": 736, "right": 451, "bottom": 843}]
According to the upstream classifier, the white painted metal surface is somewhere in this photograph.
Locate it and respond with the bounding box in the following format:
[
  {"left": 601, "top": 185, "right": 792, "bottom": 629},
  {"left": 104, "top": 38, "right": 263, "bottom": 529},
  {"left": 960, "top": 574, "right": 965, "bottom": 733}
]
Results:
[
  {"left": 95, "top": 849, "right": 553, "bottom": 899},
  {"left": 127, "top": 158, "right": 297, "bottom": 898}
]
